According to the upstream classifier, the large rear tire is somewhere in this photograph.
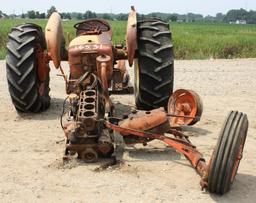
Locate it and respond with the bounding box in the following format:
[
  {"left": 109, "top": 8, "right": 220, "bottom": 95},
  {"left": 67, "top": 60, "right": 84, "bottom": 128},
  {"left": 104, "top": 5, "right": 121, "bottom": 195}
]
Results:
[
  {"left": 135, "top": 19, "right": 174, "bottom": 110},
  {"left": 208, "top": 111, "right": 248, "bottom": 195},
  {"left": 6, "top": 24, "right": 50, "bottom": 112}
]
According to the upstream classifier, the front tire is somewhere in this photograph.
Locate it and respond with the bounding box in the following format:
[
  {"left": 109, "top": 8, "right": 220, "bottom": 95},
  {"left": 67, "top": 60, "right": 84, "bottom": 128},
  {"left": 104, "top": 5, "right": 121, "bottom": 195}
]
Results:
[
  {"left": 6, "top": 24, "right": 50, "bottom": 112},
  {"left": 208, "top": 111, "right": 248, "bottom": 194}
]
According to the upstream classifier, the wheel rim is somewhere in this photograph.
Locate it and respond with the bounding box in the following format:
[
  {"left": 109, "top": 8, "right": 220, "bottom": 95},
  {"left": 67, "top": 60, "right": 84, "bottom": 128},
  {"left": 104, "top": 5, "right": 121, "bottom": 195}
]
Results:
[
  {"left": 36, "top": 43, "right": 49, "bottom": 97},
  {"left": 134, "top": 59, "right": 140, "bottom": 100},
  {"left": 230, "top": 136, "right": 246, "bottom": 183},
  {"left": 168, "top": 89, "right": 202, "bottom": 125},
  {"left": 38, "top": 83, "right": 45, "bottom": 96}
]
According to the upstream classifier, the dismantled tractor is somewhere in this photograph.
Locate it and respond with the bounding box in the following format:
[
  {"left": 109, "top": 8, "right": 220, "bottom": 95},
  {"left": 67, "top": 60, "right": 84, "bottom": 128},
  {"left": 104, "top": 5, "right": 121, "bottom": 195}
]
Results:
[{"left": 6, "top": 7, "right": 248, "bottom": 195}]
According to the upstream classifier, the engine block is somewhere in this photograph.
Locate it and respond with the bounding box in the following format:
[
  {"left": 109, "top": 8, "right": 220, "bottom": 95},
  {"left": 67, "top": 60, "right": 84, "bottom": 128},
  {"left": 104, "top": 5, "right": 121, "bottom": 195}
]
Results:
[{"left": 63, "top": 75, "right": 113, "bottom": 162}]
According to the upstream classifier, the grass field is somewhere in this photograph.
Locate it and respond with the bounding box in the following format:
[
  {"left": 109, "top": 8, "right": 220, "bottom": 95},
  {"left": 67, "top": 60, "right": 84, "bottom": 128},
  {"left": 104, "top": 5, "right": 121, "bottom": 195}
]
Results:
[{"left": 1, "top": 18, "right": 256, "bottom": 60}]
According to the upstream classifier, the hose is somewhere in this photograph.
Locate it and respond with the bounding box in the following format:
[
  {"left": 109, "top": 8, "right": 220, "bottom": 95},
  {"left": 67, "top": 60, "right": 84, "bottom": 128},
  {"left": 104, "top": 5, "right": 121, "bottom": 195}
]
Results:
[{"left": 60, "top": 96, "right": 69, "bottom": 130}]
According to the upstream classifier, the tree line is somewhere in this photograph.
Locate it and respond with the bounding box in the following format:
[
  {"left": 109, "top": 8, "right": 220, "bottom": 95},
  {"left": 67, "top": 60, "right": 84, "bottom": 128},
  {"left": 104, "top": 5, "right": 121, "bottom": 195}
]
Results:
[{"left": 1, "top": 6, "right": 256, "bottom": 24}]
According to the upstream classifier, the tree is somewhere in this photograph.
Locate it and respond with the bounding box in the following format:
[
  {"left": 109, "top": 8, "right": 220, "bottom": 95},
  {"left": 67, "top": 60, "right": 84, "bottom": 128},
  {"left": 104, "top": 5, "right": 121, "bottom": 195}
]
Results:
[
  {"left": 77, "top": 13, "right": 83, "bottom": 20},
  {"left": 215, "top": 13, "right": 225, "bottom": 22},
  {"left": 138, "top": 14, "right": 146, "bottom": 21},
  {"left": 66, "top": 13, "right": 71, "bottom": 20},
  {"left": 47, "top": 6, "right": 57, "bottom": 18},
  {"left": 187, "top": 13, "right": 203, "bottom": 22},
  {"left": 116, "top": 13, "right": 128, "bottom": 21},
  {"left": 149, "top": 13, "right": 157, "bottom": 18},
  {"left": 27, "top": 10, "right": 36, "bottom": 19},
  {"left": 102, "top": 13, "right": 112, "bottom": 20},
  {"left": 204, "top": 15, "right": 216, "bottom": 22},
  {"left": 35, "top": 11, "right": 40, "bottom": 19},
  {"left": 224, "top": 9, "right": 248, "bottom": 22},
  {"left": 83, "top": 11, "right": 88, "bottom": 19},
  {"left": 168, "top": 15, "right": 178, "bottom": 22},
  {"left": 83, "top": 10, "right": 95, "bottom": 19},
  {"left": 246, "top": 10, "right": 256, "bottom": 24},
  {"left": 61, "top": 12, "right": 72, "bottom": 20},
  {"left": 0, "top": 10, "right": 7, "bottom": 18},
  {"left": 39, "top": 13, "right": 46, "bottom": 19}
]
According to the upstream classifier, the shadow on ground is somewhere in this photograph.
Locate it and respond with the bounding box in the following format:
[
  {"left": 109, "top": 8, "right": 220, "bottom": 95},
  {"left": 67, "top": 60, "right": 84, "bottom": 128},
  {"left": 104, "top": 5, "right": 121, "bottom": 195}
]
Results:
[
  {"left": 126, "top": 146, "right": 181, "bottom": 162},
  {"left": 208, "top": 173, "right": 256, "bottom": 202},
  {"left": 16, "top": 97, "right": 65, "bottom": 121},
  {"left": 181, "top": 125, "right": 212, "bottom": 136}
]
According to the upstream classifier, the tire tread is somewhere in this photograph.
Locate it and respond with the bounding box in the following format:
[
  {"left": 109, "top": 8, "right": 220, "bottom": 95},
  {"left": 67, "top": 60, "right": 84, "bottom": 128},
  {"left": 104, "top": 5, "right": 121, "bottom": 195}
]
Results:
[
  {"left": 135, "top": 20, "right": 174, "bottom": 110},
  {"left": 6, "top": 24, "right": 50, "bottom": 113},
  {"left": 208, "top": 111, "right": 248, "bottom": 194}
]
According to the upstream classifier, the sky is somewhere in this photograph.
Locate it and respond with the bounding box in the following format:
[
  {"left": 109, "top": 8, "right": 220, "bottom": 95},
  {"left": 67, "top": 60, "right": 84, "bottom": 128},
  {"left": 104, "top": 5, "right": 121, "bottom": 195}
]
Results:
[{"left": 1, "top": 0, "right": 256, "bottom": 16}]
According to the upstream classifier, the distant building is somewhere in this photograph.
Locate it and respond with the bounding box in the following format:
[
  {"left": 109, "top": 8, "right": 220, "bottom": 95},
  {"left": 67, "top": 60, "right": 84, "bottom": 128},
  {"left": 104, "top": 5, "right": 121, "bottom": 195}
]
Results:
[
  {"left": 229, "top": 20, "right": 247, "bottom": 25},
  {"left": 177, "top": 19, "right": 185, "bottom": 23},
  {"left": 236, "top": 20, "right": 246, "bottom": 25},
  {"left": 236, "top": 20, "right": 247, "bottom": 24}
]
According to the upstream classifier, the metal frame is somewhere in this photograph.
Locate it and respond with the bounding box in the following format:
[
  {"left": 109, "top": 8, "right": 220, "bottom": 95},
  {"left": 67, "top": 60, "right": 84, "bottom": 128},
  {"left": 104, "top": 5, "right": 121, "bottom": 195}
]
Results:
[{"left": 105, "top": 119, "right": 209, "bottom": 190}]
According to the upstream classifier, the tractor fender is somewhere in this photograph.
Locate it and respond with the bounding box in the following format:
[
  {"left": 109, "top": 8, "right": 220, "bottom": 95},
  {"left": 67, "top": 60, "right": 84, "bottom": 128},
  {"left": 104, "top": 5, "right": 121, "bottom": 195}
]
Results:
[
  {"left": 45, "top": 12, "right": 64, "bottom": 68},
  {"left": 126, "top": 6, "right": 137, "bottom": 67},
  {"left": 119, "top": 108, "right": 168, "bottom": 135}
]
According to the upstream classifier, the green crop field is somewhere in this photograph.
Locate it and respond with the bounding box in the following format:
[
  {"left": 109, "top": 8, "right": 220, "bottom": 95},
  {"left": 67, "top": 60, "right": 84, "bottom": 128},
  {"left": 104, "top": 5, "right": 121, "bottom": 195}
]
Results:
[{"left": 1, "top": 18, "right": 256, "bottom": 60}]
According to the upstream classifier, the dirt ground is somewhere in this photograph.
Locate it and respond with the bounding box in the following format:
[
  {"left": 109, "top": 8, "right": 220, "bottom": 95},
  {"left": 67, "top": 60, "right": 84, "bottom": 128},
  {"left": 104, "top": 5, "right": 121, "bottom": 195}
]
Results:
[{"left": 0, "top": 59, "right": 256, "bottom": 203}]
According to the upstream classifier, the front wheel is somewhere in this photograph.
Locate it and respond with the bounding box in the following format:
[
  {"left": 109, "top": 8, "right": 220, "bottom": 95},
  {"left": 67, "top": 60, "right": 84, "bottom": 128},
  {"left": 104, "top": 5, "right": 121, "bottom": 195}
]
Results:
[{"left": 208, "top": 111, "right": 248, "bottom": 195}]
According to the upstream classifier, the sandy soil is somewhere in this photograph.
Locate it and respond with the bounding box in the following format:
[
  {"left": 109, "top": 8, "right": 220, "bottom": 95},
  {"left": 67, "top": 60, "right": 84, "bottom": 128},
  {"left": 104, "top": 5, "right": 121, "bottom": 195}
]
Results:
[{"left": 0, "top": 59, "right": 256, "bottom": 203}]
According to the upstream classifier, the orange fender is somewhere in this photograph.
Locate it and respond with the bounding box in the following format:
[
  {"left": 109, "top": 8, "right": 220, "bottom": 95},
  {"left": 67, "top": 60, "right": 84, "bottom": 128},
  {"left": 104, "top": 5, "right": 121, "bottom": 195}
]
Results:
[
  {"left": 126, "top": 6, "right": 137, "bottom": 67},
  {"left": 45, "top": 12, "right": 64, "bottom": 68}
]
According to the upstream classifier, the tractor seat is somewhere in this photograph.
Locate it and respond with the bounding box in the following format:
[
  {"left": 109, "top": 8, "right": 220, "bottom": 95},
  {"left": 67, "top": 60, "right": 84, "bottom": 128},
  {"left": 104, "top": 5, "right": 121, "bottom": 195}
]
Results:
[{"left": 74, "top": 19, "right": 112, "bottom": 37}]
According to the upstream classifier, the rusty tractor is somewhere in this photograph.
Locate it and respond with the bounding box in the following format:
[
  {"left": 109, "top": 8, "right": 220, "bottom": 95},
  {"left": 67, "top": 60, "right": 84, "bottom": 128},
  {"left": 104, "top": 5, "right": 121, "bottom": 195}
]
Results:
[{"left": 6, "top": 7, "right": 248, "bottom": 195}]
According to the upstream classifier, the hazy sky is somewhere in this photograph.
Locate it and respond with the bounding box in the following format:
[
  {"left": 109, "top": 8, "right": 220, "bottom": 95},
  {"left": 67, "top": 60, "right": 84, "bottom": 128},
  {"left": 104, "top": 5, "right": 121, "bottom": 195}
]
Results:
[{"left": 1, "top": 0, "right": 256, "bottom": 16}]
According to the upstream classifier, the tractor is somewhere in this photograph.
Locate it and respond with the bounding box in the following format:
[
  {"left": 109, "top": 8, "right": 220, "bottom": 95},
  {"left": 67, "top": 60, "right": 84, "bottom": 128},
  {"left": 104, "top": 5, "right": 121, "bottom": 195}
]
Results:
[{"left": 5, "top": 7, "right": 248, "bottom": 195}]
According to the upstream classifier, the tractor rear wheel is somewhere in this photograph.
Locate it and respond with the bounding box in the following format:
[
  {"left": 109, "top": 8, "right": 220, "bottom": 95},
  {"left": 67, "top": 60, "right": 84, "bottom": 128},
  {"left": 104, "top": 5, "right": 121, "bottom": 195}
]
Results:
[
  {"left": 135, "top": 19, "right": 174, "bottom": 110},
  {"left": 208, "top": 111, "right": 248, "bottom": 195},
  {"left": 6, "top": 24, "right": 50, "bottom": 112}
]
